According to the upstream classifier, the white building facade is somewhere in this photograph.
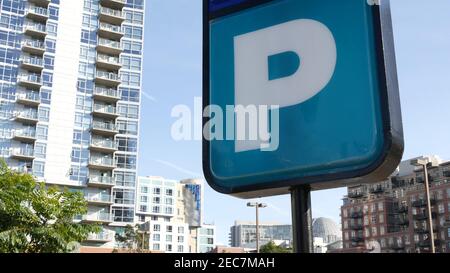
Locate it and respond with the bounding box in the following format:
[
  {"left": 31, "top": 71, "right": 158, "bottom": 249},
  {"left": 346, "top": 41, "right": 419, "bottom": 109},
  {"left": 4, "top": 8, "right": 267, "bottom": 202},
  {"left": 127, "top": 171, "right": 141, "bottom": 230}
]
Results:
[
  {"left": 0, "top": 0, "right": 146, "bottom": 247},
  {"left": 137, "top": 177, "right": 216, "bottom": 253}
]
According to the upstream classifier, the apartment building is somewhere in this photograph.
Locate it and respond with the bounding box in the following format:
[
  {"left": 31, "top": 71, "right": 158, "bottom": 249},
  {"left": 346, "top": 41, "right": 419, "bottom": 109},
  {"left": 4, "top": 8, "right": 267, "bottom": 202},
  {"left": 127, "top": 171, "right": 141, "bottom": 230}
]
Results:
[
  {"left": 341, "top": 156, "right": 450, "bottom": 253},
  {"left": 229, "top": 221, "right": 292, "bottom": 248},
  {"left": 136, "top": 177, "right": 216, "bottom": 253},
  {"left": 0, "top": 0, "right": 146, "bottom": 247}
]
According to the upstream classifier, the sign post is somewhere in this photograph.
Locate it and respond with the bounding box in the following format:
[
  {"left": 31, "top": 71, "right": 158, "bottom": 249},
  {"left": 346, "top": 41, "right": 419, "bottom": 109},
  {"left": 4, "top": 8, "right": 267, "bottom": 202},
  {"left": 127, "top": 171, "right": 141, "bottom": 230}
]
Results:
[{"left": 203, "top": 0, "right": 404, "bottom": 253}]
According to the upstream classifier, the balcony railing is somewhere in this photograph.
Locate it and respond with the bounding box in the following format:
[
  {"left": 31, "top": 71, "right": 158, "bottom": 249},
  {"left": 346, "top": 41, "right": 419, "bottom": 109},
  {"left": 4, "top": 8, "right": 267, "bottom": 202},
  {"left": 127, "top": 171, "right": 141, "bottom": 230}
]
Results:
[
  {"left": 88, "top": 175, "right": 115, "bottom": 187},
  {"left": 413, "top": 212, "right": 437, "bottom": 221},
  {"left": 93, "top": 104, "right": 118, "bottom": 117},
  {"left": 82, "top": 212, "right": 113, "bottom": 223},
  {"left": 350, "top": 211, "right": 363, "bottom": 219},
  {"left": 412, "top": 199, "right": 436, "bottom": 208},
  {"left": 93, "top": 86, "right": 121, "bottom": 102},
  {"left": 16, "top": 90, "right": 41, "bottom": 106},
  {"left": 99, "top": 6, "right": 125, "bottom": 25},
  {"left": 86, "top": 232, "right": 114, "bottom": 242},
  {"left": 96, "top": 53, "right": 121, "bottom": 70},
  {"left": 97, "top": 38, "right": 122, "bottom": 55},
  {"left": 348, "top": 192, "right": 365, "bottom": 199},
  {"left": 91, "top": 120, "right": 118, "bottom": 134},
  {"left": 349, "top": 224, "right": 363, "bottom": 230},
  {"left": 90, "top": 137, "right": 118, "bottom": 151},
  {"left": 21, "top": 39, "right": 45, "bottom": 54},
  {"left": 13, "top": 129, "right": 36, "bottom": 141},
  {"left": 14, "top": 110, "right": 39, "bottom": 123},
  {"left": 99, "top": 22, "right": 123, "bottom": 40},
  {"left": 85, "top": 193, "right": 112, "bottom": 204},
  {"left": 23, "top": 21, "right": 47, "bottom": 38},
  {"left": 100, "top": 0, "right": 127, "bottom": 10},
  {"left": 89, "top": 156, "right": 116, "bottom": 169},
  {"left": 21, "top": 55, "right": 44, "bottom": 71},
  {"left": 95, "top": 70, "right": 121, "bottom": 87},
  {"left": 17, "top": 73, "right": 42, "bottom": 88},
  {"left": 10, "top": 147, "right": 35, "bottom": 159},
  {"left": 26, "top": 5, "right": 49, "bottom": 21},
  {"left": 397, "top": 205, "right": 409, "bottom": 214}
]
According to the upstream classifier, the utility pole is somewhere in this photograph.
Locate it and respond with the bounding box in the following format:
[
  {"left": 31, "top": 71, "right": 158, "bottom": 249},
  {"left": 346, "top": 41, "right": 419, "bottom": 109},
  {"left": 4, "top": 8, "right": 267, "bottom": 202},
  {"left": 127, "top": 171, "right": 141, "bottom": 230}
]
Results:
[{"left": 247, "top": 202, "right": 267, "bottom": 253}]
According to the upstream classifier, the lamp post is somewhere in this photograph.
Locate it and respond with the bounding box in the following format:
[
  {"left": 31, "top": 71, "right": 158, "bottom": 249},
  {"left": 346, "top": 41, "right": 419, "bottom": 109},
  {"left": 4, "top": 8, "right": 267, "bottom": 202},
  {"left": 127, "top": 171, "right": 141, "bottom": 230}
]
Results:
[
  {"left": 247, "top": 202, "right": 267, "bottom": 253},
  {"left": 411, "top": 158, "right": 436, "bottom": 253}
]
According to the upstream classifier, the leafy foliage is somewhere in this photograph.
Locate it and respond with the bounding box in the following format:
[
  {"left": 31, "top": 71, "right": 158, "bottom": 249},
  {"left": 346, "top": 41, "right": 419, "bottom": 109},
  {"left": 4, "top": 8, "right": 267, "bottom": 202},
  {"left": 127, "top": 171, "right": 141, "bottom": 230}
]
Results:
[
  {"left": 259, "top": 241, "right": 292, "bottom": 253},
  {"left": 0, "top": 160, "right": 100, "bottom": 253},
  {"left": 114, "top": 224, "right": 150, "bottom": 253}
]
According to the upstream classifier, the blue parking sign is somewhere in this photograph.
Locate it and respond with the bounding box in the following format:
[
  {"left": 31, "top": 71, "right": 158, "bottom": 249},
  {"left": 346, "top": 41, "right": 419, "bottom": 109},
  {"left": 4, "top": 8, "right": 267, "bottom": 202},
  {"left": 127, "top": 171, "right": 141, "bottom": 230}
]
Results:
[{"left": 203, "top": 0, "right": 404, "bottom": 198}]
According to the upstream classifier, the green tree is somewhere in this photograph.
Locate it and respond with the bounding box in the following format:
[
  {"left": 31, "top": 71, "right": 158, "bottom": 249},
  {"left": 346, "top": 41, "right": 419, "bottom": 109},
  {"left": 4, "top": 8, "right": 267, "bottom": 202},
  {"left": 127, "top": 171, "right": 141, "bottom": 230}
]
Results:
[
  {"left": 259, "top": 241, "right": 292, "bottom": 253},
  {"left": 0, "top": 160, "right": 100, "bottom": 253},
  {"left": 114, "top": 224, "right": 150, "bottom": 253}
]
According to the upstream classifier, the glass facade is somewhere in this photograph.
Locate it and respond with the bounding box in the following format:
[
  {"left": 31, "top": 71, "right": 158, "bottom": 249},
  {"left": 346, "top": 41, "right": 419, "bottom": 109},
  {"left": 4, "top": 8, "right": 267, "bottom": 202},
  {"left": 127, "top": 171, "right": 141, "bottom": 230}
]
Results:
[{"left": 0, "top": 0, "right": 146, "bottom": 241}]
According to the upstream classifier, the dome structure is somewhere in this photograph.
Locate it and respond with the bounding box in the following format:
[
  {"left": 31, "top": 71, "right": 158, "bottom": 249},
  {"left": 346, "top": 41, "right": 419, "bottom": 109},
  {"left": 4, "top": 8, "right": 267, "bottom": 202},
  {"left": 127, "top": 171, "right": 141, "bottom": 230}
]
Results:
[{"left": 312, "top": 217, "right": 342, "bottom": 244}]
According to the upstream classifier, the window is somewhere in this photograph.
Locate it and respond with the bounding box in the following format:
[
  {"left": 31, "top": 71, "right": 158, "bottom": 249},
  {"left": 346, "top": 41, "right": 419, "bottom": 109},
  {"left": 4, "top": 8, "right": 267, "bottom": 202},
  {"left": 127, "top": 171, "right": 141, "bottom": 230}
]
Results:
[
  {"left": 166, "top": 235, "right": 172, "bottom": 242},
  {"left": 166, "top": 226, "right": 173, "bottom": 233},
  {"left": 178, "top": 227, "right": 184, "bottom": 234},
  {"left": 141, "top": 186, "right": 148, "bottom": 194},
  {"left": 153, "top": 187, "right": 161, "bottom": 195},
  {"left": 166, "top": 244, "right": 172, "bottom": 252},
  {"left": 33, "top": 161, "right": 45, "bottom": 177},
  {"left": 153, "top": 234, "right": 160, "bottom": 242},
  {"left": 36, "top": 125, "right": 48, "bottom": 140},
  {"left": 153, "top": 244, "right": 160, "bottom": 251},
  {"left": 153, "top": 225, "right": 160, "bottom": 232},
  {"left": 166, "top": 189, "right": 173, "bottom": 196},
  {"left": 178, "top": 236, "right": 184, "bottom": 243},
  {"left": 177, "top": 245, "right": 184, "bottom": 253}
]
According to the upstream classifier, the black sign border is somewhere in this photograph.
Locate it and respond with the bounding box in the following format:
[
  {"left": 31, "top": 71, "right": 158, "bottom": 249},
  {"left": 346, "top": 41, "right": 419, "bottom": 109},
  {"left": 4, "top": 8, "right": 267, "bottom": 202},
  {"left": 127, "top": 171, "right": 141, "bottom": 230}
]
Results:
[{"left": 202, "top": 0, "right": 404, "bottom": 199}]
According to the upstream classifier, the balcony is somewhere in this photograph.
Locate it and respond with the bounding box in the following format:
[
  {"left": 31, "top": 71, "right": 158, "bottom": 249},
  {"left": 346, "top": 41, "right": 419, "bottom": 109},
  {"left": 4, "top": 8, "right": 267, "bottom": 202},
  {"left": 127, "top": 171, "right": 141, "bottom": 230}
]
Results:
[
  {"left": 350, "top": 224, "right": 363, "bottom": 231},
  {"left": 96, "top": 53, "right": 122, "bottom": 71},
  {"left": 89, "top": 137, "right": 118, "bottom": 153},
  {"left": 91, "top": 121, "right": 119, "bottom": 136},
  {"left": 413, "top": 212, "right": 437, "bottom": 221},
  {"left": 10, "top": 147, "right": 35, "bottom": 161},
  {"left": 97, "top": 38, "right": 122, "bottom": 55},
  {"left": 412, "top": 199, "right": 436, "bottom": 208},
  {"left": 25, "top": 5, "right": 49, "bottom": 22},
  {"left": 369, "top": 186, "right": 385, "bottom": 194},
  {"left": 417, "top": 239, "right": 441, "bottom": 249},
  {"left": 348, "top": 192, "right": 365, "bottom": 199},
  {"left": 81, "top": 213, "right": 113, "bottom": 224},
  {"left": 351, "top": 236, "right": 364, "bottom": 243},
  {"left": 99, "top": 6, "right": 125, "bottom": 25},
  {"left": 350, "top": 211, "right": 363, "bottom": 219},
  {"left": 100, "top": 0, "right": 127, "bottom": 10},
  {"left": 88, "top": 156, "right": 116, "bottom": 171},
  {"left": 16, "top": 90, "right": 41, "bottom": 107},
  {"left": 414, "top": 228, "right": 430, "bottom": 234},
  {"left": 389, "top": 242, "right": 405, "bottom": 251},
  {"left": 92, "top": 104, "right": 120, "bottom": 119},
  {"left": 17, "top": 74, "right": 42, "bottom": 89},
  {"left": 21, "top": 39, "right": 46, "bottom": 55},
  {"left": 397, "top": 218, "right": 409, "bottom": 227},
  {"left": 95, "top": 70, "right": 121, "bottom": 87},
  {"left": 98, "top": 22, "right": 124, "bottom": 40},
  {"left": 23, "top": 22, "right": 47, "bottom": 39},
  {"left": 85, "top": 231, "right": 115, "bottom": 243},
  {"left": 29, "top": 0, "right": 51, "bottom": 7},
  {"left": 397, "top": 205, "right": 409, "bottom": 214},
  {"left": 85, "top": 193, "right": 113, "bottom": 206},
  {"left": 12, "top": 129, "right": 37, "bottom": 143},
  {"left": 93, "top": 86, "right": 121, "bottom": 103},
  {"left": 14, "top": 110, "right": 39, "bottom": 124},
  {"left": 88, "top": 175, "right": 115, "bottom": 188},
  {"left": 20, "top": 55, "right": 44, "bottom": 72}
]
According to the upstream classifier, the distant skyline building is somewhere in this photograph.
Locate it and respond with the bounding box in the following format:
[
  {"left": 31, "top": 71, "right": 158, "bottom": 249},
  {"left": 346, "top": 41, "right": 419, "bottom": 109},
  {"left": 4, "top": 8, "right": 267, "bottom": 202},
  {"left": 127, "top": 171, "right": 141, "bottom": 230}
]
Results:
[
  {"left": 341, "top": 156, "right": 450, "bottom": 253},
  {"left": 229, "top": 221, "right": 292, "bottom": 248},
  {"left": 0, "top": 0, "right": 146, "bottom": 247},
  {"left": 136, "top": 177, "right": 216, "bottom": 253}
]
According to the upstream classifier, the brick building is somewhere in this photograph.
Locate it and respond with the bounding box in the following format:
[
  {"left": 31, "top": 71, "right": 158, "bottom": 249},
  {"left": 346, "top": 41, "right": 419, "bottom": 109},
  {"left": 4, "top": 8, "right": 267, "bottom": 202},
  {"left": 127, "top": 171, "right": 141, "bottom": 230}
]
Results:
[{"left": 341, "top": 156, "right": 450, "bottom": 253}]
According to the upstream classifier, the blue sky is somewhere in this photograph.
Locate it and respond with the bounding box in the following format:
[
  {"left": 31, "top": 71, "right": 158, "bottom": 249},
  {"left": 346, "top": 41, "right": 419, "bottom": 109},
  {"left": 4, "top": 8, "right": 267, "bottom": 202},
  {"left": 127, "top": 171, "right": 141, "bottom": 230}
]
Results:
[{"left": 139, "top": 0, "right": 450, "bottom": 245}]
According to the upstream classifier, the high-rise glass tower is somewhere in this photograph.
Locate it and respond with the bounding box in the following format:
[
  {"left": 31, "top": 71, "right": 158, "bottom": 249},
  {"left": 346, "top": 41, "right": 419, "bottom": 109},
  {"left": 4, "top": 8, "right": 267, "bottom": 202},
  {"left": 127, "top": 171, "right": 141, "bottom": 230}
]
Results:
[{"left": 0, "top": 0, "right": 145, "bottom": 247}]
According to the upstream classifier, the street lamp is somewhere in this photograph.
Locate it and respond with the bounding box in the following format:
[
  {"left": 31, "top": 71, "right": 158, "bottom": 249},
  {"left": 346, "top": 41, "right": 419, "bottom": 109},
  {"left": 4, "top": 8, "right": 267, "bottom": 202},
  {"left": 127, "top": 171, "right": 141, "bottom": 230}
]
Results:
[
  {"left": 247, "top": 202, "right": 267, "bottom": 253},
  {"left": 411, "top": 158, "right": 438, "bottom": 253}
]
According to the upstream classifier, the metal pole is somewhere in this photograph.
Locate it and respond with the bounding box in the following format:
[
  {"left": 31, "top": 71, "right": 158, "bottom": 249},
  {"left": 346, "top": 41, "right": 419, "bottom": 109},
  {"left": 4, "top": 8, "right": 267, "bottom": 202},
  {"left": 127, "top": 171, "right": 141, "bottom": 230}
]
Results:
[
  {"left": 423, "top": 164, "right": 436, "bottom": 253},
  {"left": 256, "top": 204, "right": 260, "bottom": 253},
  {"left": 291, "top": 185, "right": 313, "bottom": 253}
]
